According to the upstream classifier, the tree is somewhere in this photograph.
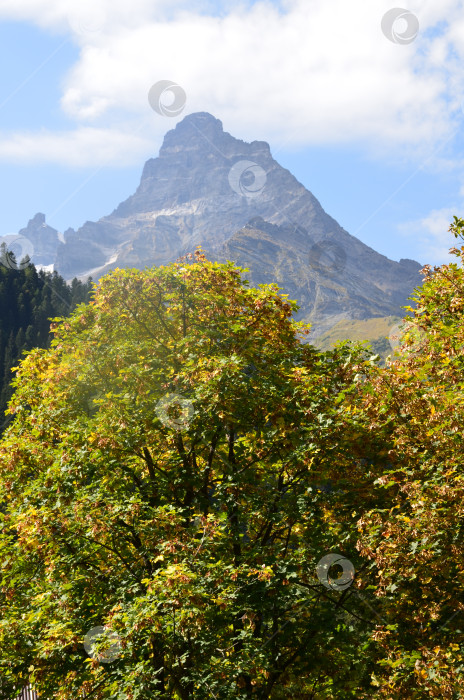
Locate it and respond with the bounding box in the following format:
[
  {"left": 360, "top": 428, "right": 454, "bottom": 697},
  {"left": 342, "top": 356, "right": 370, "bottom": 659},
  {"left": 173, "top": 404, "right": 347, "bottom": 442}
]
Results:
[
  {"left": 356, "top": 217, "right": 464, "bottom": 697},
  {"left": 0, "top": 255, "right": 93, "bottom": 433},
  {"left": 0, "top": 251, "right": 381, "bottom": 698}
]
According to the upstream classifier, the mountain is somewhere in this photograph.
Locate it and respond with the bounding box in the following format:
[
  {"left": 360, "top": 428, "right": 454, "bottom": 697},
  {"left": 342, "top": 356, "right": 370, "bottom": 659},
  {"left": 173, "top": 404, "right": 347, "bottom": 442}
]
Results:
[
  {"left": 17, "top": 112, "right": 423, "bottom": 340},
  {"left": 17, "top": 213, "right": 62, "bottom": 269}
]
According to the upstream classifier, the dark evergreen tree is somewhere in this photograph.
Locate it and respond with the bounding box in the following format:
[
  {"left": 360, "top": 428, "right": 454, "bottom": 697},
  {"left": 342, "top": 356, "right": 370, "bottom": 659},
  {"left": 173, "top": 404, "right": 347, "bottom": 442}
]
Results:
[{"left": 0, "top": 249, "right": 93, "bottom": 433}]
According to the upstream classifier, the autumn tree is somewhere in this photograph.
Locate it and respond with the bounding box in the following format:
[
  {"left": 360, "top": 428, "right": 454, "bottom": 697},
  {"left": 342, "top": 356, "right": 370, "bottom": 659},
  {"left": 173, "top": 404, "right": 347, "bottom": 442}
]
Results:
[
  {"left": 0, "top": 251, "right": 384, "bottom": 699},
  {"left": 356, "top": 217, "right": 464, "bottom": 697}
]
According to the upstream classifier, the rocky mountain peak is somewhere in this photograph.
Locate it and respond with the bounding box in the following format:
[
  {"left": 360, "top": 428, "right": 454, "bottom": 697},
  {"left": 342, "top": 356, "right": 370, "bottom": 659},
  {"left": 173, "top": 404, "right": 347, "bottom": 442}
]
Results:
[
  {"left": 120, "top": 112, "right": 277, "bottom": 216},
  {"left": 30, "top": 213, "right": 46, "bottom": 227},
  {"left": 18, "top": 213, "right": 60, "bottom": 267},
  {"left": 159, "top": 112, "right": 224, "bottom": 152},
  {"left": 15, "top": 112, "right": 423, "bottom": 340},
  {"left": 157, "top": 112, "right": 271, "bottom": 158}
]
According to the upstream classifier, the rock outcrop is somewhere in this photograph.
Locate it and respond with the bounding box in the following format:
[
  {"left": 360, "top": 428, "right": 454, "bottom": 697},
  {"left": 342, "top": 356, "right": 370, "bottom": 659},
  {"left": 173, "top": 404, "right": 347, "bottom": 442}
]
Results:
[{"left": 19, "top": 112, "right": 423, "bottom": 337}]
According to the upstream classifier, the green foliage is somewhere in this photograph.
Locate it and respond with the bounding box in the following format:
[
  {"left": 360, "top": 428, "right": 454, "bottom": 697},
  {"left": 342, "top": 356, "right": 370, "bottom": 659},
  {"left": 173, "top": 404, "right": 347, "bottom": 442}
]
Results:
[
  {"left": 356, "top": 216, "right": 464, "bottom": 697},
  {"left": 0, "top": 250, "right": 381, "bottom": 698},
  {"left": 0, "top": 251, "right": 93, "bottom": 432},
  {"left": 3, "top": 216, "right": 464, "bottom": 699}
]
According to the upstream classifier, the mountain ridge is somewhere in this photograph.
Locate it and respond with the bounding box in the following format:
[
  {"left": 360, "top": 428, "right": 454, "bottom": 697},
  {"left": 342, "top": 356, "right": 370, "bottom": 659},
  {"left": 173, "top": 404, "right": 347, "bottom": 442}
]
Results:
[{"left": 13, "top": 111, "right": 423, "bottom": 339}]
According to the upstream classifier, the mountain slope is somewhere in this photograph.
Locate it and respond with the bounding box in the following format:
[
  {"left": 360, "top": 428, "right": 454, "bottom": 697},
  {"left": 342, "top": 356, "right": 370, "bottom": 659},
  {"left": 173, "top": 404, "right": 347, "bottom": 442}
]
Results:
[
  {"left": 19, "top": 112, "right": 423, "bottom": 338},
  {"left": 215, "top": 217, "right": 420, "bottom": 337}
]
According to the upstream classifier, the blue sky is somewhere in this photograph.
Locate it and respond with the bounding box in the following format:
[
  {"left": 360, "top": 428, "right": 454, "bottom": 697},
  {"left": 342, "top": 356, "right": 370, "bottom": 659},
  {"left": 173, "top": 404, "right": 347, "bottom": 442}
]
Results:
[{"left": 0, "top": 0, "right": 464, "bottom": 268}]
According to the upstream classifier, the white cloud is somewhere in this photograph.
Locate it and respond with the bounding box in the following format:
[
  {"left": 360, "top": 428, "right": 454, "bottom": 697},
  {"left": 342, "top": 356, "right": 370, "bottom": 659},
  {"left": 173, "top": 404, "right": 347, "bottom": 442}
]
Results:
[
  {"left": 0, "top": 0, "right": 463, "bottom": 166},
  {"left": 0, "top": 127, "right": 151, "bottom": 166},
  {"left": 399, "top": 206, "right": 463, "bottom": 264},
  {"left": 0, "top": 0, "right": 178, "bottom": 33}
]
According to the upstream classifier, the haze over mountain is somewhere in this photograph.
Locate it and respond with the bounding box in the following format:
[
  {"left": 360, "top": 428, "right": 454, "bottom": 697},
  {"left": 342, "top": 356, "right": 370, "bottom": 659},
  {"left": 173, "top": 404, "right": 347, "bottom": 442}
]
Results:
[{"left": 17, "top": 112, "right": 423, "bottom": 339}]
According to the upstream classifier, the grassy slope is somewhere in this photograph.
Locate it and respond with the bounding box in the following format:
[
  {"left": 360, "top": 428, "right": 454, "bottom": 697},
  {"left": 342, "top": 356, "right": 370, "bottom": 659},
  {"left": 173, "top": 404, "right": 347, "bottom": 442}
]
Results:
[{"left": 313, "top": 315, "right": 412, "bottom": 361}]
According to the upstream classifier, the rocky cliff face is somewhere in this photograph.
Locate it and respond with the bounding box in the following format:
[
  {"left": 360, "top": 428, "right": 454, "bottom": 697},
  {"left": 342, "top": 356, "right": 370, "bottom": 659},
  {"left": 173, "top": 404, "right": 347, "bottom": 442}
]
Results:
[
  {"left": 18, "top": 112, "right": 423, "bottom": 338},
  {"left": 215, "top": 218, "right": 422, "bottom": 337},
  {"left": 17, "top": 213, "right": 61, "bottom": 268}
]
